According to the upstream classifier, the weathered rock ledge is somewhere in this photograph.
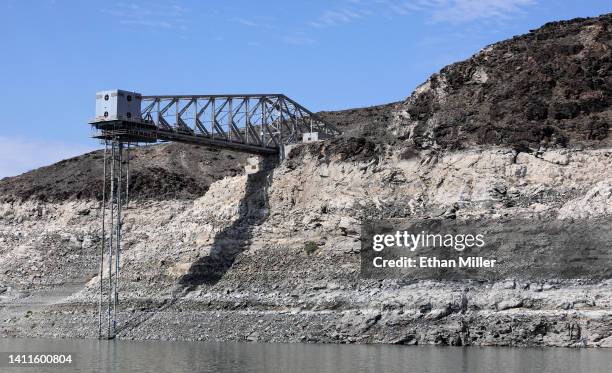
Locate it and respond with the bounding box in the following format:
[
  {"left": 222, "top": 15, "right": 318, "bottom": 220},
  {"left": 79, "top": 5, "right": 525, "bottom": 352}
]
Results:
[{"left": 1, "top": 145, "right": 610, "bottom": 347}]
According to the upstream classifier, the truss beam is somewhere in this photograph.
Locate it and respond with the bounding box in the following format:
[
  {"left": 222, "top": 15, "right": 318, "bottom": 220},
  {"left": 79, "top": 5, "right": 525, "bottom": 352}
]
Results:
[{"left": 90, "top": 94, "right": 340, "bottom": 155}]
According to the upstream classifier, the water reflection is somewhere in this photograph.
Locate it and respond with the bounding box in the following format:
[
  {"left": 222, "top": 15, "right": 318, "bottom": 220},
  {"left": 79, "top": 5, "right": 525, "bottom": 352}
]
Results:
[{"left": 0, "top": 338, "right": 610, "bottom": 373}]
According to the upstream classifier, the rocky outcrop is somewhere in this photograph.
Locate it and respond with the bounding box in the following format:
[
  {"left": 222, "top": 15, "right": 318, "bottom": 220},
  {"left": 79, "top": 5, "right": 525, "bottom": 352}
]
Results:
[{"left": 394, "top": 14, "right": 611, "bottom": 151}]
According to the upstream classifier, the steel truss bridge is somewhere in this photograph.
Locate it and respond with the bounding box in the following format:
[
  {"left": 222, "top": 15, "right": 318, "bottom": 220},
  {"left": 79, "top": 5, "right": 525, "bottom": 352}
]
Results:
[
  {"left": 90, "top": 94, "right": 340, "bottom": 155},
  {"left": 90, "top": 93, "right": 339, "bottom": 339}
]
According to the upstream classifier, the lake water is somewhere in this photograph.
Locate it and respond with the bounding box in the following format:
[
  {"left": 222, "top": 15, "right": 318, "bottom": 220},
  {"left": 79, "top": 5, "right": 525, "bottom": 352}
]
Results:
[{"left": 0, "top": 338, "right": 611, "bottom": 373}]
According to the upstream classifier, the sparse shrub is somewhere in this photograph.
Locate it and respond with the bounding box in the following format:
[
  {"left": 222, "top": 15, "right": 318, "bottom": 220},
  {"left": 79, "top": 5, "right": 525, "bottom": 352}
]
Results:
[{"left": 303, "top": 241, "right": 319, "bottom": 255}]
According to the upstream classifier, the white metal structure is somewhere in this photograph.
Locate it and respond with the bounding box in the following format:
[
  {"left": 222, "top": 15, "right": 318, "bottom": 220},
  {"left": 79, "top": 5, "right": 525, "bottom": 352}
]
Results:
[{"left": 95, "top": 89, "right": 142, "bottom": 122}]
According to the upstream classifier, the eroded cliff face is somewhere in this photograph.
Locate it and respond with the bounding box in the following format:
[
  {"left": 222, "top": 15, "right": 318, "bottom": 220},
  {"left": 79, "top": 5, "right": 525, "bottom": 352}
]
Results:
[{"left": 1, "top": 144, "right": 610, "bottom": 347}]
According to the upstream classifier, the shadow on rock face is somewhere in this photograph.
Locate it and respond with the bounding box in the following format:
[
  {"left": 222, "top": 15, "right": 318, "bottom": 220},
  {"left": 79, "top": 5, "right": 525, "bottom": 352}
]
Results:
[
  {"left": 115, "top": 155, "right": 277, "bottom": 337},
  {"left": 178, "top": 155, "right": 278, "bottom": 288}
]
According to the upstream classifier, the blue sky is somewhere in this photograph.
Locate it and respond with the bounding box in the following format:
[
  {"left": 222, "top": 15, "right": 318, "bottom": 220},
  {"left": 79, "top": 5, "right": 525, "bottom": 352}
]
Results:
[{"left": 0, "top": 0, "right": 609, "bottom": 177}]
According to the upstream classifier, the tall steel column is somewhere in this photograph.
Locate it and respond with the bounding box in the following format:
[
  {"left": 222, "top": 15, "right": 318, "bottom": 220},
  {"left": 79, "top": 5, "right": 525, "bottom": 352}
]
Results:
[
  {"left": 125, "top": 143, "right": 130, "bottom": 207},
  {"left": 98, "top": 141, "right": 108, "bottom": 339},
  {"left": 98, "top": 139, "right": 127, "bottom": 340},
  {"left": 113, "top": 142, "right": 123, "bottom": 335}
]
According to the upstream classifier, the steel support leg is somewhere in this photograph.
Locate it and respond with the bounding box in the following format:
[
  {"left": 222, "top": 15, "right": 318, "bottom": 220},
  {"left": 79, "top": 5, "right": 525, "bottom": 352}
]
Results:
[
  {"left": 107, "top": 141, "right": 115, "bottom": 338},
  {"left": 98, "top": 141, "right": 108, "bottom": 339},
  {"left": 98, "top": 139, "right": 127, "bottom": 339},
  {"left": 113, "top": 142, "right": 123, "bottom": 336},
  {"left": 126, "top": 143, "right": 130, "bottom": 207}
]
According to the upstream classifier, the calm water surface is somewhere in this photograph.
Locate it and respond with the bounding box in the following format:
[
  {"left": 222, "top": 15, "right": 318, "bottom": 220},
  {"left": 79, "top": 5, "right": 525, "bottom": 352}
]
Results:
[{"left": 0, "top": 338, "right": 611, "bottom": 373}]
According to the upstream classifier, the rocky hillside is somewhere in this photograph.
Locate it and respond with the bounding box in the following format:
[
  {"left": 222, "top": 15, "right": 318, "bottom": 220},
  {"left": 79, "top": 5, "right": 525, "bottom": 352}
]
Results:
[
  {"left": 320, "top": 14, "right": 611, "bottom": 152},
  {"left": 396, "top": 14, "right": 611, "bottom": 151},
  {"left": 0, "top": 143, "right": 248, "bottom": 202},
  {"left": 0, "top": 14, "right": 611, "bottom": 347}
]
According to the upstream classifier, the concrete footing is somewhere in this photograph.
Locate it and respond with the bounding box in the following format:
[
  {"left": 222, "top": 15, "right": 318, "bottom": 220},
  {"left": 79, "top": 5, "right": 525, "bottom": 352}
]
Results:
[{"left": 245, "top": 157, "right": 260, "bottom": 174}]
